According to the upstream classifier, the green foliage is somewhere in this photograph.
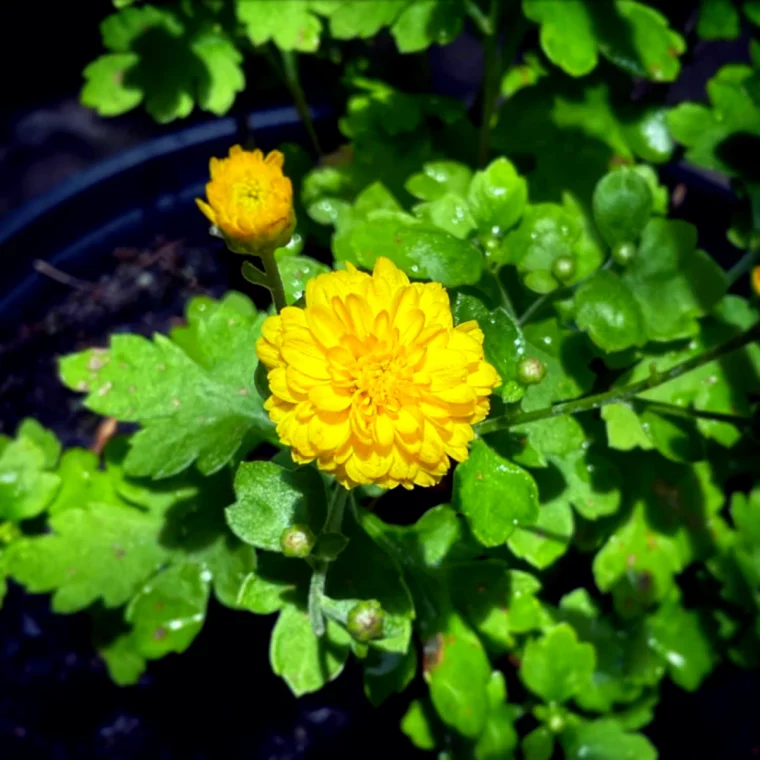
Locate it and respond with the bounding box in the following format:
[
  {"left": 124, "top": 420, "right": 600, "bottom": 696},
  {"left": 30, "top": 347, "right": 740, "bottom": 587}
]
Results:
[
  {"left": 523, "top": 0, "right": 685, "bottom": 82},
  {"left": 454, "top": 439, "right": 539, "bottom": 545},
  {"left": 28, "top": 2, "right": 760, "bottom": 756},
  {"left": 0, "top": 420, "right": 61, "bottom": 523},
  {"left": 520, "top": 623, "right": 596, "bottom": 703},
  {"left": 60, "top": 293, "right": 274, "bottom": 478}
]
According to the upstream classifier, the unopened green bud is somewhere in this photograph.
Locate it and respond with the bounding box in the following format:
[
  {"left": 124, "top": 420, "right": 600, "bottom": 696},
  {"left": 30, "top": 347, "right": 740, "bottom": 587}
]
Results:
[
  {"left": 612, "top": 241, "right": 636, "bottom": 266},
  {"left": 280, "top": 524, "right": 316, "bottom": 558},
  {"left": 347, "top": 600, "right": 385, "bottom": 642},
  {"left": 481, "top": 233, "right": 502, "bottom": 260},
  {"left": 551, "top": 255, "right": 575, "bottom": 282},
  {"left": 518, "top": 357, "right": 546, "bottom": 385}
]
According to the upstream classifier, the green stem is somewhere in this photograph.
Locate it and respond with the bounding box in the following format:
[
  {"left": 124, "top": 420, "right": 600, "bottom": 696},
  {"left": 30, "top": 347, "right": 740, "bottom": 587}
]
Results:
[
  {"left": 477, "top": 0, "right": 501, "bottom": 167},
  {"left": 517, "top": 290, "right": 554, "bottom": 326},
  {"left": 308, "top": 564, "right": 328, "bottom": 636},
  {"left": 308, "top": 487, "right": 348, "bottom": 637},
  {"left": 727, "top": 246, "right": 760, "bottom": 287},
  {"left": 518, "top": 259, "right": 614, "bottom": 325},
  {"left": 279, "top": 49, "right": 323, "bottom": 157},
  {"left": 493, "top": 268, "right": 516, "bottom": 316},
  {"left": 465, "top": 0, "right": 493, "bottom": 34},
  {"left": 258, "top": 247, "right": 288, "bottom": 313},
  {"left": 324, "top": 487, "right": 348, "bottom": 534},
  {"left": 632, "top": 399, "right": 752, "bottom": 427},
  {"left": 476, "top": 321, "right": 760, "bottom": 434}
]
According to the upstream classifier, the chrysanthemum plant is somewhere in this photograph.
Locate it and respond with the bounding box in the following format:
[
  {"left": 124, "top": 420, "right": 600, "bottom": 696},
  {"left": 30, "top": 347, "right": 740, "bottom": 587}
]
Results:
[{"left": 2, "top": 1, "right": 760, "bottom": 758}]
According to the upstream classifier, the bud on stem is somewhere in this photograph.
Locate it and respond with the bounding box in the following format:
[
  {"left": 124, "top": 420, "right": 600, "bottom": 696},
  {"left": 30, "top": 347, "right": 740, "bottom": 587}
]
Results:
[
  {"left": 280, "top": 524, "right": 316, "bottom": 558},
  {"left": 347, "top": 600, "right": 385, "bottom": 642},
  {"left": 518, "top": 357, "right": 546, "bottom": 385}
]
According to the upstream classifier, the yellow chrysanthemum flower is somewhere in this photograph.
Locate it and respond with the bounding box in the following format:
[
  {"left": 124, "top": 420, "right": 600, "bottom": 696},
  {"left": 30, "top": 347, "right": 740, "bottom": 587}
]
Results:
[
  {"left": 196, "top": 145, "right": 295, "bottom": 255},
  {"left": 256, "top": 257, "right": 501, "bottom": 489},
  {"left": 753, "top": 266, "right": 760, "bottom": 296}
]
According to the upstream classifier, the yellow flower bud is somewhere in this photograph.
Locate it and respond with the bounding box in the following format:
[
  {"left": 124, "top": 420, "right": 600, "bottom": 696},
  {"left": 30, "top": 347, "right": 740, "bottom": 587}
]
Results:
[{"left": 196, "top": 145, "right": 296, "bottom": 256}]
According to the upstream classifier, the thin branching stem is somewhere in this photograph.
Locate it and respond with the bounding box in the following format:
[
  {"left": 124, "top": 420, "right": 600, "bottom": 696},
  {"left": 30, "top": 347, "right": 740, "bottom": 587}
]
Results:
[{"left": 476, "top": 322, "right": 760, "bottom": 434}]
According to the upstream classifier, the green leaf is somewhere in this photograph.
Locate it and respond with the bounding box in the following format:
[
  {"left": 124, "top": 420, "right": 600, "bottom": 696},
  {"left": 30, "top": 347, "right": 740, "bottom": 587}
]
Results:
[
  {"left": 364, "top": 647, "right": 418, "bottom": 706},
  {"left": 277, "top": 255, "right": 330, "bottom": 304},
  {"left": 412, "top": 193, "right": 476, "bottom": 240},
  {"left": 7, "top": 503, "right": 169, "bottom": 613},
  {"left": 100, "top": 5, "right": 182, "bottom": 50},
  {"left": 646, "top": 601, "right": 714, "bottom": 690},
  {"left": 47, "top": 449, "right": 120, "bottom": 515},
  {"left": 238, "top": 0, "right": 322, "bottom": 52},
  {"left": 593, "top": 504, "right": 683, "bottom": 615},
  {"left": 238, "top": 552, "right": 308, "bottom": 614},
  {"left": 501, "top": 203, "right": 580, "bottom": 291},
  {"left": 668, "top": 63, "right": 760, "bottom": 176},
  {"left": 521, "top": 318, "right": 595, "bottom": 411},
  {"left": 0, "top": 421, "right": 61, "bottom": 522},
  {"left": 99, "top": 633, "right": 146, "bottom": 686},
  {"left": 474, "top": 672, "right": 519, "bottom": 759},
  {"left": 467, "top": 157, "right": 528, "bottom": 234},
  {"left": 192, "top": 31, "right": 246, "bottom": 116},
  {"left": 592, "top": 168, "right": 653, "bottom": 247},
  {"left": 523, "top": 726, "right": 554, "bottom": 760},
  {"left": 80, "top": 53, "right": 143, "bottom": 116},
  {"left": 558, "top": 590, "right": 656, "bottom": 711},
  {"left": 621, "top": 219, "right": 727, "bottom": 343},
  {"left": 575, "top": 270, "right": 647, "bottom": 353},
  {"left": 334, "top": 210, "right": 483, "bottom": 287},
  {"left": 747, "top": 1, "right": 760, "bottom": 25},
  {"left": 203, "top": 539, "right": 257, "bottom": 609},
  {"left": 501, "top": 52, "right": 549, "bottom": 98},
  {"left": 391, "top": 0, "right": 465, "bottom": 53},
  {"left": 401, "top": 699, "right": 439, "bottom": 750},
  {"left": 453, "top": 294, "right": 525, "bottom": 403},
  {"left": 523, "top": 0, "right": 597, "bottom": 77},
  {"left": 453, "top": 439, "right": 539, "bottom": 546},
  {"left": 0, "top": 552, "right": 8, "bottom": 610},
  {"left": 612, "top": 296, "right": 760, "bottom": 448},
  {"left": 322, "top": 0, "right": 406, "bottom": 39},
  {"left": 523, "top": 0, "right": 684, "bottom": 82},
  {"left": 555, "top": 448, "right": 622, "bottom": 520},
  {"left": 520, "top": 623, "right": 596, "bottom": 703},
  {"left": 270, "top": 605, "right": 352, "bottom": 696},
  {"left": 638, "top": 409, "right": 704, "bottom": 463},
  {"left": 601, "top": 404, "right": 654, "bottom": 452},
  {"left": 507, "top": 495, "right": 574, "bottom": 569},
  {"left": 89, "top": 6, "right": 245, "bottom": 122},
  {"left": 60, "top": 293, "right": 272, "bottom": 478},
  {"left": 450, "top": 561, "right": 548, "bottom": 652},
  {"left": 8, "top": 447, "right": 245, "bottom": 615},
  {"left": 405, "top": 161, "right": 473, "bottom": 201},
  {"left": 595, "top": 1, "right": 685, "bottom": 82},
  {"left": 126, "top": 562, "right": 210, "bottom": 659},
  {"left": 226, "top": 462, "right": 326, "bottom": 553},
  {"left": 562, "top": 719, "right": 656, "bottom": 760},
  {"left": 425, "top": 612, "right": 492, "bottom": 738},
  {"left": 697, "top": 0, "right": 741, "bottom": 39}
]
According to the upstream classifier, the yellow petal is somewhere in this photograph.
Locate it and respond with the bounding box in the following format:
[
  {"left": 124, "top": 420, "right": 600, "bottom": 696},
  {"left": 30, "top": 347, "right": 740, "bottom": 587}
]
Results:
[{"left": 309, "top": 383, "right": 354, "bottom": 412}]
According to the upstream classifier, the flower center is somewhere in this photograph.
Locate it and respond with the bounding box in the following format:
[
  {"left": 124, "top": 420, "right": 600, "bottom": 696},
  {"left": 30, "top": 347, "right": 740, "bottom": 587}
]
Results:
[
  {"left": 235, "top": 179, "right": 265, "bottom": 208},
  {"left": 351, "top": 348, "right": 414, "bottom": 414}
]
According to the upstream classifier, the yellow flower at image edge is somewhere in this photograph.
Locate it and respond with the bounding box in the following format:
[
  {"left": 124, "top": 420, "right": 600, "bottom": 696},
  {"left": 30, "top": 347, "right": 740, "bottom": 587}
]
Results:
[
  {"left": 196, "top": 145, "right": 295, "bottom": 255},
  {"left": 753, "top": 265, "right": 760, "bottom": 296},
  {"left": 256, "top": 258, "right": 501, "bottom": 489}
]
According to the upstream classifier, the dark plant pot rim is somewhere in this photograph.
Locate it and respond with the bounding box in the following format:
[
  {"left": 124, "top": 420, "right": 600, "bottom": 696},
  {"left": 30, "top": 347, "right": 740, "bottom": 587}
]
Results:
[{"left": 0, "top": 104, "right": 332, "bottom": 326}]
